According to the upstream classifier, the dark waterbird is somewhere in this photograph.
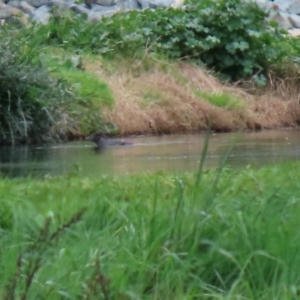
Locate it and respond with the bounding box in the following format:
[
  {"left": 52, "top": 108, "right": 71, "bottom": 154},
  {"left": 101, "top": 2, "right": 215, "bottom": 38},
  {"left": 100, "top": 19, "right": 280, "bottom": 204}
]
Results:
[{"left": 86, "top": 133, "right": 133, "bottom": 151}]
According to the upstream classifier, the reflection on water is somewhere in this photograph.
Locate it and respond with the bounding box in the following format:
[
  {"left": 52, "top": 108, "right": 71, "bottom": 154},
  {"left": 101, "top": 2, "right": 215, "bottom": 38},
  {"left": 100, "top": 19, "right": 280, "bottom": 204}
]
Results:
[{"left": 0, "top": 129, "right": 299, "bottom": 177}]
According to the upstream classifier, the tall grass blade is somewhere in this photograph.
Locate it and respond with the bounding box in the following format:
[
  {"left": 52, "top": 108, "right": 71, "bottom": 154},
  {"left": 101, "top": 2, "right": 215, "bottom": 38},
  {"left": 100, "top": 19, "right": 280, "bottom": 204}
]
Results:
[{"left": 195, "top": 121, "right": 212, "bottom": 188}]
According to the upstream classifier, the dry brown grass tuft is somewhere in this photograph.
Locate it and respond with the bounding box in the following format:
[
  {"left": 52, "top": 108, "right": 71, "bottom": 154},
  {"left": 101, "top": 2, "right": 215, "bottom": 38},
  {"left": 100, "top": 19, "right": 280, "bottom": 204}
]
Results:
[{"left": 83, "top": 57, "right": 300, "bottom": 135}]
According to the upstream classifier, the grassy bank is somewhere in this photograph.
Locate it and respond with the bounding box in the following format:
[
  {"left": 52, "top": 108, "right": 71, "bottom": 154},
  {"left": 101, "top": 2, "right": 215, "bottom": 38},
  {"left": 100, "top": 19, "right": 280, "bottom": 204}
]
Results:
[
  {"left": 1, "top": 161, "right": 300, "bottom": 299},
  {"left": 2, "top": 0, "right": 300, "bottom": 144}
]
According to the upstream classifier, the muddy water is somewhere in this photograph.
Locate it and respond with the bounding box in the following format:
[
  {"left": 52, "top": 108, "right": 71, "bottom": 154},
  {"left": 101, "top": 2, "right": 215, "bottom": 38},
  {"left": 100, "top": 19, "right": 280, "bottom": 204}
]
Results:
[{"left": 0, "top": 129, "right": 299, "bottom": 177}]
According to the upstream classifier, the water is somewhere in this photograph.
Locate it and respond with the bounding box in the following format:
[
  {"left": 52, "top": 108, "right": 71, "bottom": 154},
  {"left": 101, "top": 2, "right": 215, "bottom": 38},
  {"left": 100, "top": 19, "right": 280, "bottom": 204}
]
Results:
[{"left": 0, "top": 129, "right": 299, "bottom": 177}]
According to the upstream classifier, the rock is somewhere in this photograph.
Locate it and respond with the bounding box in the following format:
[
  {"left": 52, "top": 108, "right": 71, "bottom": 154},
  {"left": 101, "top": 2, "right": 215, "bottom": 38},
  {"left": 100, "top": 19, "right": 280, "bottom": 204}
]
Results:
[
  {"left": 26, "top": 0, "right": 49, "bottom": 8},
  {"left": 7, "top": 1, "right": 35, "bottom": 16},
  {"left": 244, "top": 1, "right": 300, "bottom": 30},
  {"left": 32, "top": 4, "right": 51, "bottom": 23},
  {"left": 120, "top": 0, "right": 139, "bottom": 10},
  {"left": 267, "top": 4, "right": 295, "bottom": 29},
  {"left": 48, "top": 0, "right": 74, "bottom": 9},
  {"left": 137, "top": 0, "right": 148, "bottom": 9},
  {"left": 274, "top": 0, "right": 300, "bottom": 15},
  {"left": 90, "top": 0, "right": 139, "bottom": 12},
  {"left": 91, "top": 2, "right": 118, "bottom": 12},
  {"left": 84, "top": 0, "right": 116, "bottom": 9},
  {"left": 289, "top": 13, "right": 300, "bottom": 28},
  {"left": 88, "top": 9, "right": 114, "bottom": 21},
  {"left": 289, "top": 28, "right": 300, "bottom": 36},
  {"left": 94, "top": 0, "right": 117, "bottom": 6},
  {"left": 170, "top": 0, "right": 183, "bottom": 8},
  {"left": 149, "top": 0, "right": 172, "bottom": 8},
  {"left": 70, "top": 3, "right": 89, "bottom": 16},
  {"left": 0, "top": 2, "right": 29, "bottom": 24}
]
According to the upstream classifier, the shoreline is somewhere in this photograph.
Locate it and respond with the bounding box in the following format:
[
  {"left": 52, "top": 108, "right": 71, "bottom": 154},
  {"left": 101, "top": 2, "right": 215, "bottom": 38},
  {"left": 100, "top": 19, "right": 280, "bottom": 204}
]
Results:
[{"left": 90, "top": 61, "right": 300, "bottom": 137}]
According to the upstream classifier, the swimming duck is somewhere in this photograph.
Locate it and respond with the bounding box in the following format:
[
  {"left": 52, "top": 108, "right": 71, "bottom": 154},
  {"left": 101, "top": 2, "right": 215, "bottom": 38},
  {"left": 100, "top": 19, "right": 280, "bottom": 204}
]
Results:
[{"left": 86, "top": 133, "right": 133, "bottom": 151}]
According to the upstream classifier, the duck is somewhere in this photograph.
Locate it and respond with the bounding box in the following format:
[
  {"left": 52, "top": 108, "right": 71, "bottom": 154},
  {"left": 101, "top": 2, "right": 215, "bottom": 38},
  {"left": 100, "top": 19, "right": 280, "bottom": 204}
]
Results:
[{"left": 86, "top": 133, "right": 133, "bottom": 151}]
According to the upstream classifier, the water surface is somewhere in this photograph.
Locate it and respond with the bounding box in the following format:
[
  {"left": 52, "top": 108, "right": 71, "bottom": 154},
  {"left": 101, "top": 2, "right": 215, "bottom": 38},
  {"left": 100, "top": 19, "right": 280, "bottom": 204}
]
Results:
[{"left": 0, "top": 129, "right": 299, "bottom": 177}]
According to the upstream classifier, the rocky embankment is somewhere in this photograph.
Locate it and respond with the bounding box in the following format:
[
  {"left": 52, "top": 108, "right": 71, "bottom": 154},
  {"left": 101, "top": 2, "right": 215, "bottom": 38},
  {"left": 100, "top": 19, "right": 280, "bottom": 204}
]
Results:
[{"left": 1, "top": 0, "right": 300, "bottom": 36}]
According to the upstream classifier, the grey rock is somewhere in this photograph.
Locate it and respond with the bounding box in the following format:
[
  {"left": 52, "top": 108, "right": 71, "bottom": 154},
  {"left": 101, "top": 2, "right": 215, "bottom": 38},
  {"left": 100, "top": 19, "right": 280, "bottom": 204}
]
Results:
[
  {"left": 70, "top": 3, "right": 89, "bottom": 16},
  {"left": 0, "top": 2, "right": 29, "bottom": 24},
  {"left": 84, "top": 0, "right": 116, "bottom": 10},
  {"left": 274, "top": 0, "right": 300, "bottom": 15},
  {"left": 26, "top": 0, "right": 49, "bottom": 8},
  {"left": 138, "top": 0, "right": 180, "bottom": 9},
  {"left": 119, "top": 0, "right": 139, "bottom": 10},
  {"left": 94, "top": 0, "right": 117, "bottom": 6},
  {"left": 91, "top": 3, "right": 118, "bottom": 12},
  {"left": 288, "top": 13, "right": 300, "bottom": 28},
  {"left": 289, "top": 28, "right": 300, "bottom": 36},
  {"left": 243, "top": 0, "right": 300, "bottom": 30},
  {"left": 7, "top": 1, "right": 35, "bottom": 16},
  {"left": 88, "top": 9, "right": 112, "bottom": 21},
  {"left": 148, "top": 0, "right": 172, "bottom": 8},
  {"left": 170, "top": 0, "right": 183, "bottom": 8},
  {"left": 268, "top": 4, "right": 295, "bottom": 29},
  {"left": 32, "top": 4, "right": 51, "bottom": 23},
  {"left": 71, "top": 4, "right": 115, "bottom": 22},
  {"left": 48, "top": 0, "right": 74, "bottom": 9},
  {"left": 137, "top": 0, "right": 148, "bottom": 9}
]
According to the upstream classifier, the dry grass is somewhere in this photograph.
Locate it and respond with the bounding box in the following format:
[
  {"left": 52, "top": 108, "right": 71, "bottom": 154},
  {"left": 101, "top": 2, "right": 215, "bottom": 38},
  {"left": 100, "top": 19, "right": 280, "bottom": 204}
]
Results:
[{"left": 83, "top": 57, "right": 300, "bottom": 135}]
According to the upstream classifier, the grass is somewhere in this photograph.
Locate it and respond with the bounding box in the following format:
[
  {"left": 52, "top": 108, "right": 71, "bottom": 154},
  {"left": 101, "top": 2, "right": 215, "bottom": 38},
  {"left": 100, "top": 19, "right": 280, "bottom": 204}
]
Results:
[
  {"left": 195, "top": 91, "right": 244, "bottom": 110},
  {"left": 1, "top": 160, "right": 300, "bottom": 299},
  {"left": 139, "top": 88, "right": 166, "bottom": 108},
  {"left": 40, "top": 49, "right": 114, "bottom": 108}
]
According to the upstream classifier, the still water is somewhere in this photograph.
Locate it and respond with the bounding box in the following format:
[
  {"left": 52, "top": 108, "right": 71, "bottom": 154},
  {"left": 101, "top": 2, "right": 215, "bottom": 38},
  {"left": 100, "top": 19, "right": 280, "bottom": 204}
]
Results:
[{"left": 0, "top": 129, "right": 299, "bottom": 178}]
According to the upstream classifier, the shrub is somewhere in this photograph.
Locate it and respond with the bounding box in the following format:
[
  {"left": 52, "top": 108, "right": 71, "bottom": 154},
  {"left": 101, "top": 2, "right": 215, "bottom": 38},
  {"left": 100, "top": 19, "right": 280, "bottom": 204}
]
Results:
[
  {"left": 145, "top": 0, "right": 286, "bottom": 80},
  {"left": 18, "top": 0, "right": 288, "bottom": 80},
  {"left": 0, "top": 28, "right": 115, "bottom": 144},
  {"left": 0, "top": 31, "right": 74, "bottom": 145}
]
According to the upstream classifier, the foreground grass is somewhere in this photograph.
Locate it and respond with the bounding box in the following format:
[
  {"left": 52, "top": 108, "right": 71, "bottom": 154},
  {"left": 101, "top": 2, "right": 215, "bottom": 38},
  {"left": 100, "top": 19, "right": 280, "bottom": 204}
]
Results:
[{"left": 0, "top": 162, "right": 300, "bottom": 299}]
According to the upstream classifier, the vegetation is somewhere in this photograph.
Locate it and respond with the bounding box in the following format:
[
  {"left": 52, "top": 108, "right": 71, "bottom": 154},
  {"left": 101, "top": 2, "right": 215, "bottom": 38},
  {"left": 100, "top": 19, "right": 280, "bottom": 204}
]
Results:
[
  {"left": 2, "top": 1, "right": 300, "bottom": 296},
  {"left": 195, "top": 91, "right": 244, "bottom": 109},
  {"left": 1, "top": 0, "right": 300, "bottom": 144},
  {"left": 18, "top": 0, "right": 292, "bottom": 80},
  {"left": 40, "top": 49, "right": 114, "bottom": 108},
  {"left": 0, "top": 159, "right": 300, "bottom": 299},
  {"left": 0, "top": 34, "right": 72, "bottom": 145},
  {"left": 0, "top": 29, "right": 114, "bottom": 145}
]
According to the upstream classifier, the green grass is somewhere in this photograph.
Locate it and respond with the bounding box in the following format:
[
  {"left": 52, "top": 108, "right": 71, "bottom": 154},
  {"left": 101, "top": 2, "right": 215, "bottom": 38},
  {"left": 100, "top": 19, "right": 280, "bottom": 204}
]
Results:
[
  {"left": 1, "top": 161, "right": 300, "bottom": 299},
  {"left": 57, "top": 68, "right": 114, "bottom": 107},
  {"left": 40, "top": 49, "right": 114, "bottom": 108},
  {"left": 196, "top": 91, "right": 244, "bottom": 110},
  {"left": 33, "top": 48, "right": 115, "bottom": 135}
]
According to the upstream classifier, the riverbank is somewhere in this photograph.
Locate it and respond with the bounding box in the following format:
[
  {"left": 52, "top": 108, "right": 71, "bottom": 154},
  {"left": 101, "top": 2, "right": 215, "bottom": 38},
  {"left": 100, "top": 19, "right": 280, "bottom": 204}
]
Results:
[
  {"left": 83, "top": 55, "right": 300, "bottom": 135},
  {"left": 2, "top": 0, "right": 300, "bottom": 145},
  {"left": 1, "top": 161, "right": 300, "bottom": 299}
]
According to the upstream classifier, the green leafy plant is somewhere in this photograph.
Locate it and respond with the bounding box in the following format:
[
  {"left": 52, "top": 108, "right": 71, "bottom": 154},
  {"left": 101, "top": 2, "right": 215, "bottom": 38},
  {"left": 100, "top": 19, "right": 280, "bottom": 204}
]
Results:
[{"left": 17, "top": 0, "right": 289, "bottom": 80}]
